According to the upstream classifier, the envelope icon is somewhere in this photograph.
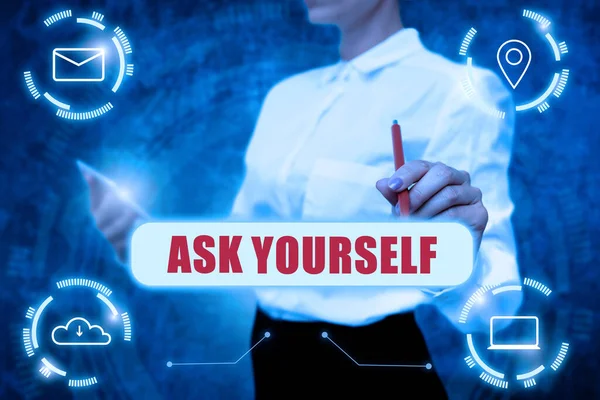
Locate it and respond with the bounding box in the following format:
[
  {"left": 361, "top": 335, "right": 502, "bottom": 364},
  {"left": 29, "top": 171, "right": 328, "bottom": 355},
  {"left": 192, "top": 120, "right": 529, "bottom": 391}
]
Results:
[{"left": 52, "top": 48, "right": 105, "bottom": 82}]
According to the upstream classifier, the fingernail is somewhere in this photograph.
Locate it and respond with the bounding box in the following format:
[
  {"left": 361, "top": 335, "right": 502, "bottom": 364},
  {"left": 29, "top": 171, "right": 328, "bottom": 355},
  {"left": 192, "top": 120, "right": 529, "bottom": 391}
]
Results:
[
  {"left": 394, "top": 203, "right": 400, "bottom": 215},
  {"left": 388, "top": 178, "right": 403, "bottom": 190}
]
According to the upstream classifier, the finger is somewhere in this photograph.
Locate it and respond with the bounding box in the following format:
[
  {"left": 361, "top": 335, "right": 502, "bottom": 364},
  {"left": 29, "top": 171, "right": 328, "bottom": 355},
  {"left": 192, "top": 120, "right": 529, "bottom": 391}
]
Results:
[
  {"left": 407, "top": 163, "right": 470, "bottom": 212},
  {"left": 113, "top": 239, "right": 128, "bottom": 262},
  {"left": 78, "top": 165, "right": 109, "bottom": 211},
  {"left": 80, "top": 168, "right": 104, "bottom": 211},
  {"left": 387, "top": 160, "right": 434, "bottom": 191},
  {"left": 376, "top": 178, "right": 398, "bottom": 205},
  {"left": 413, "top": 184, "right": 482, "bottom": 217},
  {"left": 94, "top": 194, "right": 129, "bottom": 231},
  {"left": 432, "top": 203, "right": 488, "bottom": 232},
  {"left": 103, "top": 208, "right": 139, "bottom": 241},
  {"left": 77, "top": 161, "right": 102, "bottom": 188},
  {"left": 76, "top": 160, "right": 94, "bottom": 180},
  {"left": 460, "top": 170, "right": 471, "bottom": 185},
  {"left": 89, "top": 180, "right": 110, "bottom": 213},
  {"left": 81, "top": 169, "right": 94, "bottom": 185},
  {"left": 108, "top": 224, "right": 137, "bottom": 254}
]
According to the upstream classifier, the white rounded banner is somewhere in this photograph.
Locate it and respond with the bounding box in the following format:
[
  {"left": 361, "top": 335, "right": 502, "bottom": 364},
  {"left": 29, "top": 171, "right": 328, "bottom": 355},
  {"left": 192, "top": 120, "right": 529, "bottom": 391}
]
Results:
[{"left": 130, "top": 221, "right": 474, "bottom": 287}]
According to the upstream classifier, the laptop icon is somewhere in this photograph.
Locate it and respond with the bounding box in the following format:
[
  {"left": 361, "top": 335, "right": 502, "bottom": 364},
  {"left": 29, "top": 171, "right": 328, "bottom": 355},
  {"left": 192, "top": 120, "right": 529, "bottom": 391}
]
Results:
[{"left": 488, "top": 316, "right": 540, "bottom": 350}]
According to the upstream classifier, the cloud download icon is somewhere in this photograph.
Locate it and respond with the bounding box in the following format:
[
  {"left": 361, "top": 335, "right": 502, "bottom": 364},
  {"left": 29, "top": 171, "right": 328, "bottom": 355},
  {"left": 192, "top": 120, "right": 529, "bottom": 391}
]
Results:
[{"left": 51, "top": 317, "right": 112, "bottom": 346}]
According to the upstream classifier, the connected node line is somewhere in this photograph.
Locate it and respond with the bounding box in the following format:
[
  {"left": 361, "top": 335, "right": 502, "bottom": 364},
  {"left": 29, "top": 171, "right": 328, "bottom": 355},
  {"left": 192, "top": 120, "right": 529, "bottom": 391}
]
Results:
[
  {"left": 322, "top": 332, "right": 432, "bottom": 369},
  {"left": 167, "top": 332, "right": 270, "bottom": 367}
]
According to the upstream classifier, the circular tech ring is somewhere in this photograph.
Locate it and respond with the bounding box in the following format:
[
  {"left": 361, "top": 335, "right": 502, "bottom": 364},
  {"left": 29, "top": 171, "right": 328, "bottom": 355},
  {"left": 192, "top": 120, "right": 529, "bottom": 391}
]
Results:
[
  {"left": 458, "top": 9, "right": 569, "bottom": 118},
  {"left": 23, "top": 10, "right": 134, "bottom": 121},
  {"left": 23, "top": 278, "right": 132, "bottom": 389},
  {"left": 459, "top": 277, "right": 569, "bottom": 391}
]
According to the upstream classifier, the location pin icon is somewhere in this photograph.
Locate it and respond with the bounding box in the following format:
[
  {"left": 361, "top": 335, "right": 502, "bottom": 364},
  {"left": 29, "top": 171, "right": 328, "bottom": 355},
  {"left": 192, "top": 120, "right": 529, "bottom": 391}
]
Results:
[{"left": 497, "top": 39, "right": 532, "bottom": 89}]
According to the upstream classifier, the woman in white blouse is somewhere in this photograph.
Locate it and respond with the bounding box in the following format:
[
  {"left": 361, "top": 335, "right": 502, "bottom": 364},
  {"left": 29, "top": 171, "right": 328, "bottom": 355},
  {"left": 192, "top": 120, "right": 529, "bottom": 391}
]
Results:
[{"left": 83, "top": 0, "right": 520, "bottom": 398}]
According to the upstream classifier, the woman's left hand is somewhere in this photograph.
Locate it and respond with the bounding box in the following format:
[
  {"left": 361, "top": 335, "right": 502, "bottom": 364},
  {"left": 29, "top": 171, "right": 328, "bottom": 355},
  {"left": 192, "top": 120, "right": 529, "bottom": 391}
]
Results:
[{"left": 376, "top": 160, "right": 488, "bottom": 249}]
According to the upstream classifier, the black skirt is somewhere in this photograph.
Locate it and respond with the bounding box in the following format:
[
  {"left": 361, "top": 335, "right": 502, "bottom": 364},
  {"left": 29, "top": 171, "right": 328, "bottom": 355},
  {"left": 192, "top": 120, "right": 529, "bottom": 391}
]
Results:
[{"left": 251, "top": 308, "right": 448, "bottom": 399}]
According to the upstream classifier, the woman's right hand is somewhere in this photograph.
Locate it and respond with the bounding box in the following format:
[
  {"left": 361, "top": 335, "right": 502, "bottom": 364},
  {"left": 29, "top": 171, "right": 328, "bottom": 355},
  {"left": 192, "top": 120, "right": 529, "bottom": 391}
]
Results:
[{"left": 79, "top": 162, "right": 147, "bottom": 260}]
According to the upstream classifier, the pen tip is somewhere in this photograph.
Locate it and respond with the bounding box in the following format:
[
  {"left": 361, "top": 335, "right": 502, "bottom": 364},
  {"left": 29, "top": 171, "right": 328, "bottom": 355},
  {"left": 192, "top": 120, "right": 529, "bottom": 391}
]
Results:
[{"left": 393, "top": 120, "right": 398, "bottom": 125}]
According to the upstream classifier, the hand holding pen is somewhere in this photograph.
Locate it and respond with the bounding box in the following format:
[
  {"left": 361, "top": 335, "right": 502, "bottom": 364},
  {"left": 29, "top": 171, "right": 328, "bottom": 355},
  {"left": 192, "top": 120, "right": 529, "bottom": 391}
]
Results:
[
  {"left": 78, "top": 160, "right": 149, "bottom": 260},
  {"left": 376, "top": 121, "right": 488, "bottom": 249}
]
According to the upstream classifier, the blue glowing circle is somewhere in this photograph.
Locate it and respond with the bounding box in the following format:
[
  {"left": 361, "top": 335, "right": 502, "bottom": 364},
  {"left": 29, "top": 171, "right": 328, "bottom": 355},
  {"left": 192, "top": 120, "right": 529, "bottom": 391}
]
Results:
[
  {"left": 457, "top": 8, "right": 570, "bottom": 116},
  {"left": 458, "top": 278, "right": 570, "bottom": 391},
  {"left": 21, "top": 10, "right": 134, "bottom": 121},
  {"left": 22, "top": 277, "right": 132, "bottom": 389}
]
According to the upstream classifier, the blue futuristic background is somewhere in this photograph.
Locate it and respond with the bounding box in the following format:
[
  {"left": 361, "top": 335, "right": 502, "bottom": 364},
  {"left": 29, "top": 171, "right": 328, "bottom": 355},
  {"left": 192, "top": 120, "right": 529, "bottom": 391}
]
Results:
[{"left": 0, "top": 0, "right": 599, "bottom": 398}]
